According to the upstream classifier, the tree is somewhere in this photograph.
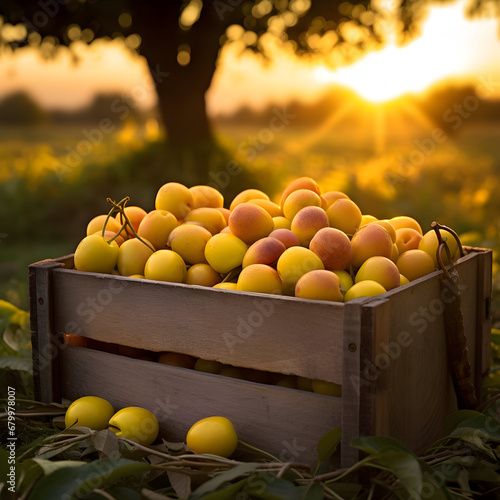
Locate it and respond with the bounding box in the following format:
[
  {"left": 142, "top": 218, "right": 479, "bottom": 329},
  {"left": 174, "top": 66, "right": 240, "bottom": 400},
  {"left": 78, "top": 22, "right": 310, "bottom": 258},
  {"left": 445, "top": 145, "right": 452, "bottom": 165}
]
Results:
[{"left": 0, "top": 0, "right": 493, "bottom": 181}]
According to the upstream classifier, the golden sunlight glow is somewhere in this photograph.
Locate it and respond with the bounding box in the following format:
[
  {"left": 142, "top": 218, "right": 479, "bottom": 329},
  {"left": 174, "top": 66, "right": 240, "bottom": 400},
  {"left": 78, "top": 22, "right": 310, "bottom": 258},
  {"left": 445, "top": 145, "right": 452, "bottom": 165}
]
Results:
[{"left": 314, "top": 0, "right": 497, "bottom": 103}]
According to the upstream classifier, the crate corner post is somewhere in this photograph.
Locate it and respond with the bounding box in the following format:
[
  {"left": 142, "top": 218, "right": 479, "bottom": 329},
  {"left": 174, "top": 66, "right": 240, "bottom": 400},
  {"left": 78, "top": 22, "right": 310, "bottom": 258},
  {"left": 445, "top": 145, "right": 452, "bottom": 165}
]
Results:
[{"left": 29, "top": 259, "right": 64, "bottom": 404}]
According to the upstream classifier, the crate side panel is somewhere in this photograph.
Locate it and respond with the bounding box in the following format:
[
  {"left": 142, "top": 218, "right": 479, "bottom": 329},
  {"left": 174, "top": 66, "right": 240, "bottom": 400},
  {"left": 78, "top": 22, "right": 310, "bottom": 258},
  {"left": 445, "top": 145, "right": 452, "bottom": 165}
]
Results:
[
  {"left": 379, "top": 252, "right": 480, "bottom": 453},
  {"left": 52, "top": 270, "right": 344, "bottom": 383},
  {"left": 59, "top": 345, "right": 342, "bottom": 463}
]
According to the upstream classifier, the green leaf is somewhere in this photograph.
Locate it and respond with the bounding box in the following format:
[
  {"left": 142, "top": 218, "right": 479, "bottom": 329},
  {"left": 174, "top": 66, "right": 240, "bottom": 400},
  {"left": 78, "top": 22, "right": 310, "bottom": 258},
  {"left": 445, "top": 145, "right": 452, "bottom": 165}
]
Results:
[
  {"left": 431, "top": 461, "right": 460, "bottom": 483},
  {"left": 352, "top": 437, "right": 451, "bottom": 499},
  {"left": 3, "top": 323, "right": 31, "bottom": 352},
  {"left": 0, "top": 355, "right": 33, "bottom": 372},
  {"left": 242, "top": 473, "right": 302, "bottom": 500},
  {"left": 91, "top": 429, "right": 120, "bottom": 458},
  {"left": 448, "top": 426, "right": 491, "bottom": 447},
  {"left": 442, "top": 410, "right": 483, "bottom": 436},
  {"left": 373, "top": 448, "right": 425, "bottom": 497},
  {"left": 351, "top": 435, "right": 414, "bottom": 455},
  {"left": 16, "top": 459, "right": 85, "bottom": 498},
  {"left": 167, "top": 470, "right": 191, "bottom": 500},
  {"left": 28, "top": 457, "right": 153, "bottom": 500},
  {"left": 191, "top": 477, "right": 249, "bottom": 500},
  {"left": 29, "top": 458, "right": 86, "bottom": 476},
  {"left": 88, "top": 487, "right": 142, "bottom": 500},
  {"left": 316, "top": 427, "right": 341, "bottom": 466},
  {"left": 295, "top": 482, "right": 324, "bottom": 500},
  {"left": 468, "top": 467, "right": 500, "bottom": 483},
  {"left": 190, "top": 463, "right": 260, "bottom": 499},
  {"left": 324, "top": 483, "right": 362, "bottom": 499},
  {"left": 457, "top": 415, "right": 500, "bottom": 440}
]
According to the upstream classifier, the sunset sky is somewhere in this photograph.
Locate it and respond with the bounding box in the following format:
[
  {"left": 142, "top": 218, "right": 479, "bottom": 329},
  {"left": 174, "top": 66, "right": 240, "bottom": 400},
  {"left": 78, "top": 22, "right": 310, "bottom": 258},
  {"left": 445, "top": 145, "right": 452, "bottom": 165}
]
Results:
[{"left": 1, "top": 0, "right": 500, "bottom": 115}]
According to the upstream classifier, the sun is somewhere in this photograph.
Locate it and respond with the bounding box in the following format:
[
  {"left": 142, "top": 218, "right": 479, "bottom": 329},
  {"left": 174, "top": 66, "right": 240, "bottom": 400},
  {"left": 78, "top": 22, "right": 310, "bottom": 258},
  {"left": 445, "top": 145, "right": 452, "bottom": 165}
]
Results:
[{"left": 314, "top": 0, "right": 482, "bottom": 103}]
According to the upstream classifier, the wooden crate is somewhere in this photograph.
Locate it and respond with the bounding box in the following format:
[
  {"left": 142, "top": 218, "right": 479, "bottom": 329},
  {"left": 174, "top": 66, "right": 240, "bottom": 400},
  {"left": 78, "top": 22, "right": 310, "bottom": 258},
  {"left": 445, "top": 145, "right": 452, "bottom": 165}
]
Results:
[{"left": 29, "top": 247, "right": 492, "bottom": 466}]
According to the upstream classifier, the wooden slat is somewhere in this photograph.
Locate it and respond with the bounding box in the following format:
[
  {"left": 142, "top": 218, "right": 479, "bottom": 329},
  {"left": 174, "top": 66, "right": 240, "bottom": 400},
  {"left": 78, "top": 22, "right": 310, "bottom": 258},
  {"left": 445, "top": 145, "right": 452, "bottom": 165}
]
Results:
[
  {"left": 28, "top": 260, "right": 65, "bottom": 403},
  {"left": 51, "top": 269, "right": 344, "bottom": 384},
  {"left": 59, "top": 345, "right": 342, "bottom": 464},
  {"left": 474, "top": 249, "right": 493, "bottom": 394}
]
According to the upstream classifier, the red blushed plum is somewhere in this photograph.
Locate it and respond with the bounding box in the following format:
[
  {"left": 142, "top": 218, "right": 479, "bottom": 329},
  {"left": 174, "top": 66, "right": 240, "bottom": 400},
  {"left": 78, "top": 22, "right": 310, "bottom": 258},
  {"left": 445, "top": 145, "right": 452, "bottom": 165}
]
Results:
[
  {"left": 295, "top": 270, "right": 343, "bottom": 302},
  {"left": 321, "top": 190, "right": 349, "bottom": 209},
  {"left": 229, "top": 189, "right": 269, "bottom": 211},
  {"left": 115, "top": 206, "right": 148, "bottom": 236},
  {"left": 236, "top": 264, "right": 283, "bottom": 294},
  {"left": 389, "top": 215, "right": 423, "bottom": 235},
  {"left": 290, "top": 206, "right": 329, "bottom": 247},
  {"left": 326, "top": 199, "right": 362, "bottom": 236},
  {"left": 242, "top": 237, "right": 287, "bottom": 268},
  {"left": 155, "top": 182, "right": 193, "bottom": 220},
  {"left": 184, "top": 207, "right": 227, "bottom": 235},
  {"left": 309, "top": 227, "right": 352, "bottom": 271},
  {"left": 355, "top": 256, "right": 400, "bottom": 291},
  {"left": 189, "top": 185, "right": 224, "bottom": 209},
  {"left": 282, "top": 189, "right": 323, "bottom": 221},
  {"left": 279, "top": 177, "right": 321, "bottom": 208},
  {"left": 277, "top": 246, "right": 324, "bottom": 294},
  {"left": 395, "top": 227, "right": 423, "bottom": 255},
  {"left": 228, "top": 203, "right": 274, "bottom": 245},
  {"left": 247, "top": 198, "right": 282, "bottom": 217},
  {"left": 268, "top": 228, "right": 300, "bottom": 248},
  {"left": 137, "top": 210, "right": 179, "bottom": 251},
  {"left": 350, "top": 223, "right": 393, "bottom": 268},
  {"left": 397, "top": 249, "right": 436, "bottom": 281}
]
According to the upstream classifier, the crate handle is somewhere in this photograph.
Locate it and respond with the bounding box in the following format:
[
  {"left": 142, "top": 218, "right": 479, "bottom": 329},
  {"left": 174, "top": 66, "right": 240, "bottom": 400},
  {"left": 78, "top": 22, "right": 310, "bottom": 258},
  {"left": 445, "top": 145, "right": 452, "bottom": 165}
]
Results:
[{"left": 432, "top": 222, "right": 478, "bottom": 410}]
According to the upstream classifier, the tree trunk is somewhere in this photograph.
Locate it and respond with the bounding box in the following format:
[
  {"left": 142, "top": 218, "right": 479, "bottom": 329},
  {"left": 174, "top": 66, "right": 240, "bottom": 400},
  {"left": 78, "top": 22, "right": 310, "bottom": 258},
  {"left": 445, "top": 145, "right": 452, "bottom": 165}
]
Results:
[{"left": 131, "top": 2, "right": 229, "bottom": 184}]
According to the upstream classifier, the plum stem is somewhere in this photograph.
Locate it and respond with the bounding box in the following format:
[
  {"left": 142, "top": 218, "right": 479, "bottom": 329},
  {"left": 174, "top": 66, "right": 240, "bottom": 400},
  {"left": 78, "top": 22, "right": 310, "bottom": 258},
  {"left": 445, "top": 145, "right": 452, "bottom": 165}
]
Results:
[{"left": 106, "top": 197, "right": 156, "bottom": 253}]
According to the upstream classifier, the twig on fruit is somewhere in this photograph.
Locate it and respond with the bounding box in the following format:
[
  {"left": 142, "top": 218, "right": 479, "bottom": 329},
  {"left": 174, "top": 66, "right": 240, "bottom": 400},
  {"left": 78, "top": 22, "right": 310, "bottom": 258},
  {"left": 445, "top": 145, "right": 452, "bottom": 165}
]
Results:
[
  {"left": 105, "top": 196, "right": 156, "bottom": 253},
  {"left": 102, "top": 197, "right": 129, "bottom": 238}
]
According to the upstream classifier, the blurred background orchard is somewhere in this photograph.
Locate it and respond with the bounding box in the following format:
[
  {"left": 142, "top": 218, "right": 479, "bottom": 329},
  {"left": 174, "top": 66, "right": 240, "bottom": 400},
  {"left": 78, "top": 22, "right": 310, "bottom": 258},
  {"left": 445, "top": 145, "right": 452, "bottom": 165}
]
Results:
[{"left": 0, "top": 0, "right": 499, "bottom": 325}]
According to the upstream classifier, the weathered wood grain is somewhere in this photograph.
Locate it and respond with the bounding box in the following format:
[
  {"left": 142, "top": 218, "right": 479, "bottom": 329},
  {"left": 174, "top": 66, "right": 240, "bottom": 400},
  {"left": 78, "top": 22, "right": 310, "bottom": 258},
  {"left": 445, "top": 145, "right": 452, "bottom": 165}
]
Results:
[
  {"left": 59, "top": 345, "right": 342, "bottom": 464},
  {"left": 51, "top": 269, "right": 344, "bottom": 383}
]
